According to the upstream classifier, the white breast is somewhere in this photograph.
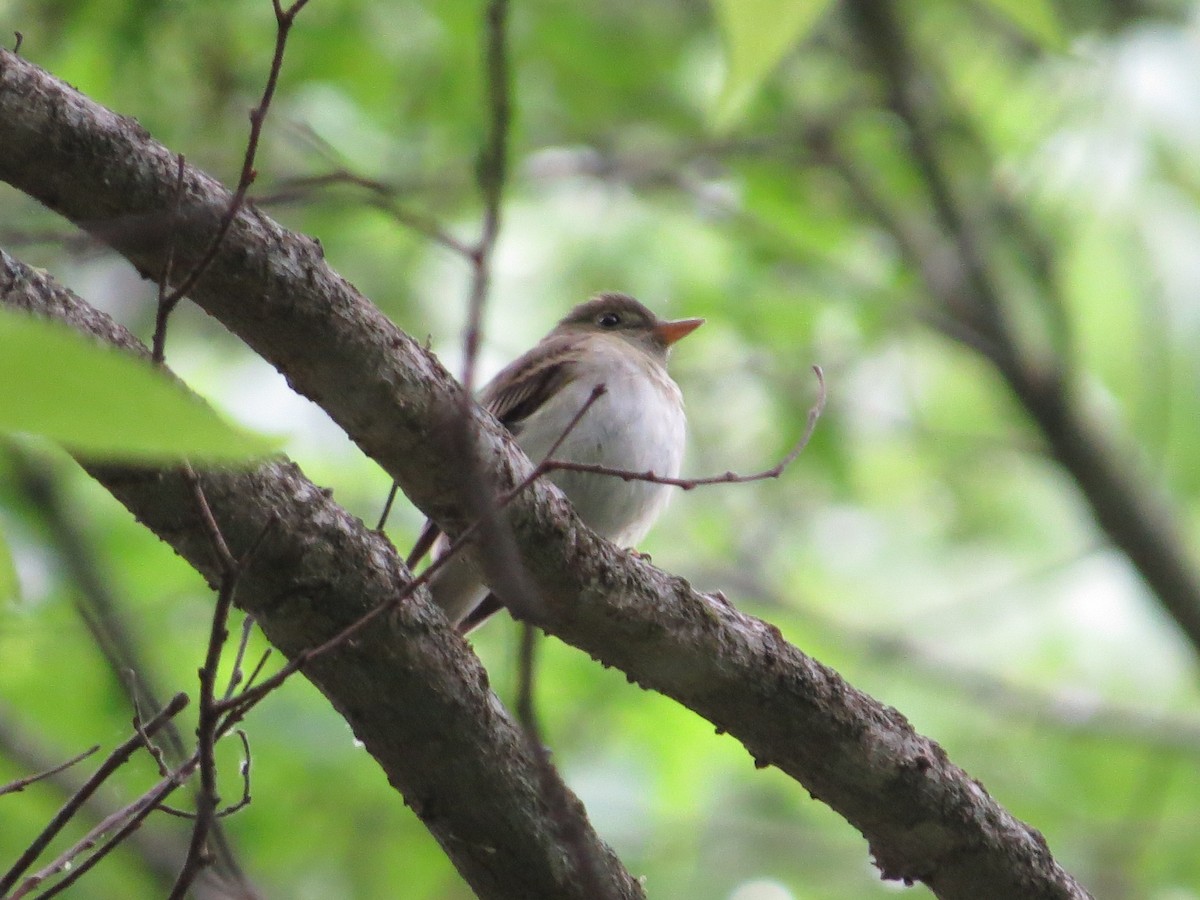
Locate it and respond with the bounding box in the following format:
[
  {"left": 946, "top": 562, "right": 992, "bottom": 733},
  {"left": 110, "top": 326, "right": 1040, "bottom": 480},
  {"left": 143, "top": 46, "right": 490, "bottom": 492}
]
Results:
[{"left": 515, "top": 340, "right": 685, "bottom": 546}]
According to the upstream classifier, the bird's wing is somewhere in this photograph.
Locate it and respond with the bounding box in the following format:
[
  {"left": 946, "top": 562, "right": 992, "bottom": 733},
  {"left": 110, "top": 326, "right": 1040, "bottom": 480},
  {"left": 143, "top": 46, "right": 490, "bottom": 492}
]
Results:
[
  {"left": 404, "top": 336, "right": 579, "bottom": 572},
  {"left": 479, "top": 335, "right": 580, "bottom": 435}
]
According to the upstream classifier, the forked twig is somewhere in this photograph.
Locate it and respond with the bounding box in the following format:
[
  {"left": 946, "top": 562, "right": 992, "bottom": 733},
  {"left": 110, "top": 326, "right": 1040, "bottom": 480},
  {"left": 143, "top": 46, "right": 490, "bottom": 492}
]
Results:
[
  {"left": 166, "top": 472, "right": 272, "bottom": 899},
  {"left": 19, "top": 761, "right": 197, "bottom": 900},
  {"left": 149, "top": 0, "right": 311, "bottom": 363},
  {"left": 0, "top": 694, "right": 189, "bottom": 896}
]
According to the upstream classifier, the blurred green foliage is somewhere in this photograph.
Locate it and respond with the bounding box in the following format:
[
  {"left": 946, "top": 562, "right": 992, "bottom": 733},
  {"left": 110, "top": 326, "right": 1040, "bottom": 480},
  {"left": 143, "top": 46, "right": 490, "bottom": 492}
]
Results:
[
  {"left": 0, "top": 310, "right": 277, "bottom": 462},
  {"left": 3, "top": 0, "right": 1200, "bottom": 897}
]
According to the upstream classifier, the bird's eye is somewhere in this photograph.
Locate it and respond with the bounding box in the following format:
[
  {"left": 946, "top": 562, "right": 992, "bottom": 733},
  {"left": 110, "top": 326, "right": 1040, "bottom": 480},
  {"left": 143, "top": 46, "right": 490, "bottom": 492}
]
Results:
[{"left": 598, "top": 312, "right": 621, "bottom": 328}]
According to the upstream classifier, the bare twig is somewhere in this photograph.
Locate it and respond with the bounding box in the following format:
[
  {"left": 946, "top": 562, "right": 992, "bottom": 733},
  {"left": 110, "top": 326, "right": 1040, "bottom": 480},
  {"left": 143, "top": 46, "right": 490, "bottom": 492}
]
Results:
[
  {"left": 156, "top": 730, "right": 252, "bottom": 821},
  {"left": 461, "top": 0, "right": 510, "bottom": 395},
  {"left": 0, "top": 746, "right": 99, "bottom": 798},
  {"left": 543, "top": 365, "right": 825, "bottom": 490},
  {"left": 20, "top": 761, "right": 197, "bottom": 900},
  {"left": 262, "top": 169, "right": 474, "bottom": 257},
  {"left": 150, "top": 153, "right": 188, "bottom": 363},
  {"left": 221, "top": 730, "right": 253, "bottom": 818},
  {"left": 166, "top": 470, "right": 262, "bottom": 899},
  {"left": 0, "top": 694, "right": 190, "bottom": 896},
  {"left": 376, "top": 481, "right": 401, "bottom": 531},
  {"left": 241, "top": 649, "right": 273, "bottom": 695},
  {"left": 150, "top": 0, "right": 311, "bottom": 355},
  {"left": 221, "top": 614, "right": 259, "bottom": 702},
  {"left": 131, "top": 695, "right": 172, "bottom": 778}
]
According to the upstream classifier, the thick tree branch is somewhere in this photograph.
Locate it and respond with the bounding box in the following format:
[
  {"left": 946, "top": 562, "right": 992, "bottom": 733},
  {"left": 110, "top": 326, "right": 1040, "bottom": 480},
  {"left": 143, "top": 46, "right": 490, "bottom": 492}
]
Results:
[
  {"left": 0, "top": 52, "right": 1090, "bottom": 898},
  {"left": 0, "top": 254, "right": 642, "bottom": 899}
]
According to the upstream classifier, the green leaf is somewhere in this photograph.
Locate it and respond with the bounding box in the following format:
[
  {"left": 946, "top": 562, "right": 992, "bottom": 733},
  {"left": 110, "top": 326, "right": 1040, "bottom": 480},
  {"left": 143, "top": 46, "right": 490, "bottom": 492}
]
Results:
[
  {"left": 0, "top": 310, "right": 277, "bottom": 462},
  {"left": 980, "top": 0, "right": 1064, "bottom": 49},
  {"left": 0, "top": 528, "right": 17, "bottom": 603},
  {"left": 711, "top": 0, "right": 833, "bottom": 129}
]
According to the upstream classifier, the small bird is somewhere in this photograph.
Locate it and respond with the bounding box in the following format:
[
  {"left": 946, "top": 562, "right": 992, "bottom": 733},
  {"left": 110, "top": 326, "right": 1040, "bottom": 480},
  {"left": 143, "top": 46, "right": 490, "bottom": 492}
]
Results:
[{"left": 418, "top": 292, "right": 703, "bottom": 631}]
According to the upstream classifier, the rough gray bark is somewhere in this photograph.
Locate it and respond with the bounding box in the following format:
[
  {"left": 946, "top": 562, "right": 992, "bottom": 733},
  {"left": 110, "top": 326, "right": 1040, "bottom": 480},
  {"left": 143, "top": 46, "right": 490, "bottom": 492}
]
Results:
[
  {"left": 0, "top": 249, "right": 644, "bottom": 900},
  {"left": 0, "top": 50, "right": 1092, "bottom": 899}
]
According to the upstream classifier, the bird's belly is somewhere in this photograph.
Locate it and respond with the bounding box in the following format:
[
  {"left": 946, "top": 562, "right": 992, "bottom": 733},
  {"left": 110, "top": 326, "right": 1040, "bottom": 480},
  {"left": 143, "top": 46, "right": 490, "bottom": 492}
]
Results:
[{"left": 517, "top": 374, "right": 684, "bottom": 545}]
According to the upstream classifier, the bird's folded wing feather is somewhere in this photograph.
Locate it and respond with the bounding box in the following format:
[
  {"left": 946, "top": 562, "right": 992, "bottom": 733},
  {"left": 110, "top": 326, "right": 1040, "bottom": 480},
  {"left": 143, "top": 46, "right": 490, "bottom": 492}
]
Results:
[
  {"left": 480, "top": 335, "right": 580, "bottom": 434},
  {"left": 404, "top": 336, "right": 581, "bottom": 578}
]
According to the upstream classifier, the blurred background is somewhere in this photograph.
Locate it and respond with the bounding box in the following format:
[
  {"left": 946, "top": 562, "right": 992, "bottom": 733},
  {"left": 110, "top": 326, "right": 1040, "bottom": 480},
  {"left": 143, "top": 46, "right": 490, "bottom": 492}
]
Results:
[{"left": 2, "top": 0, "right": 1200, "bottom": 897}]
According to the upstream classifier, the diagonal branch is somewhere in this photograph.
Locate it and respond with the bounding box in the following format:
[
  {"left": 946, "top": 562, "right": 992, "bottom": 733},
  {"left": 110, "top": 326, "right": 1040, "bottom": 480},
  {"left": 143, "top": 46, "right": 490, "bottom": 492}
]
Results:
[
  {"left": 0, "top": 694, "right": 189, "bottom": 896},
  {"left": 0, "top": 254, "right": 642, "bottom": 899},
  {"left": 0, "top": 704, "right": 220, "bottom": 896},
  {"left": 0, "top": 49, "right": 1091, "bottom": 896}
]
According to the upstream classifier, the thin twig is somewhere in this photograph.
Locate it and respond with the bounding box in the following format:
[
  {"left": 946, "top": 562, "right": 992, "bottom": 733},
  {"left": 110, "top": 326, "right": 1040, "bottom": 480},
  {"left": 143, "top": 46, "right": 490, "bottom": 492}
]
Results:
[
  {"left": 151, "top": 0, "right": 312, "bottom": 352},
  {"left": 186, "top": 466, "right": 236, "bottom": 571},
  {"left": 155, "top": 730, "right": 252, "bottom": 821},
  {"left": 150, "top": 154, "right": 188, "bottom": 364},
  {"left": 460, "top": 0, "right": 510, "bottom": 395},
  {"left": 0, "top": 746, "right": 99, "bottom": 798},
  {"left": 167, "top": 469, "right": 259, "bottom": 899},
  {"left": 241, "top": 649, "right": 273, "bottom": 695},
  {"left": 20, "top": 761, "right": 197, "bottom": 900},
  {"left": 130, "top": 694, "right": 171, "bottom": 778},
  {"left": 539, "top": 384, "right": 608, "bottom": 462},
  {"left": 376, "top": 481, "right": 401, "bottom": 531},
  {"left": 543, "top": 365, "right": 825, "bottom": 490},
  {"left": 222, "top": 615, "right": 259, "bottom": 702},
  {"left": 0, "top": 694, "right": 189, "bottom": 896},
  {"left": 220, "top": 730, "right": 253, "bottom": 818}
]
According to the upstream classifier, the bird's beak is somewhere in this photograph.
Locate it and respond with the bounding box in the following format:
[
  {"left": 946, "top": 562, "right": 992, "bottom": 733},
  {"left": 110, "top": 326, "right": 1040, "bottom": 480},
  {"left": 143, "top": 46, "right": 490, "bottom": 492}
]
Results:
[{"left": 654, "top": 317, "right": 705, "bottom": 347}]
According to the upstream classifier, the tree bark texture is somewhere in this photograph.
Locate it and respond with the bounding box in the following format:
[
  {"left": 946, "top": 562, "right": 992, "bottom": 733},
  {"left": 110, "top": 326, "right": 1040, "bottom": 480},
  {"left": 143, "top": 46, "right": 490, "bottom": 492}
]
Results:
[{"left": 0, "top": 51, "right": 1092, "bottom": 899}]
